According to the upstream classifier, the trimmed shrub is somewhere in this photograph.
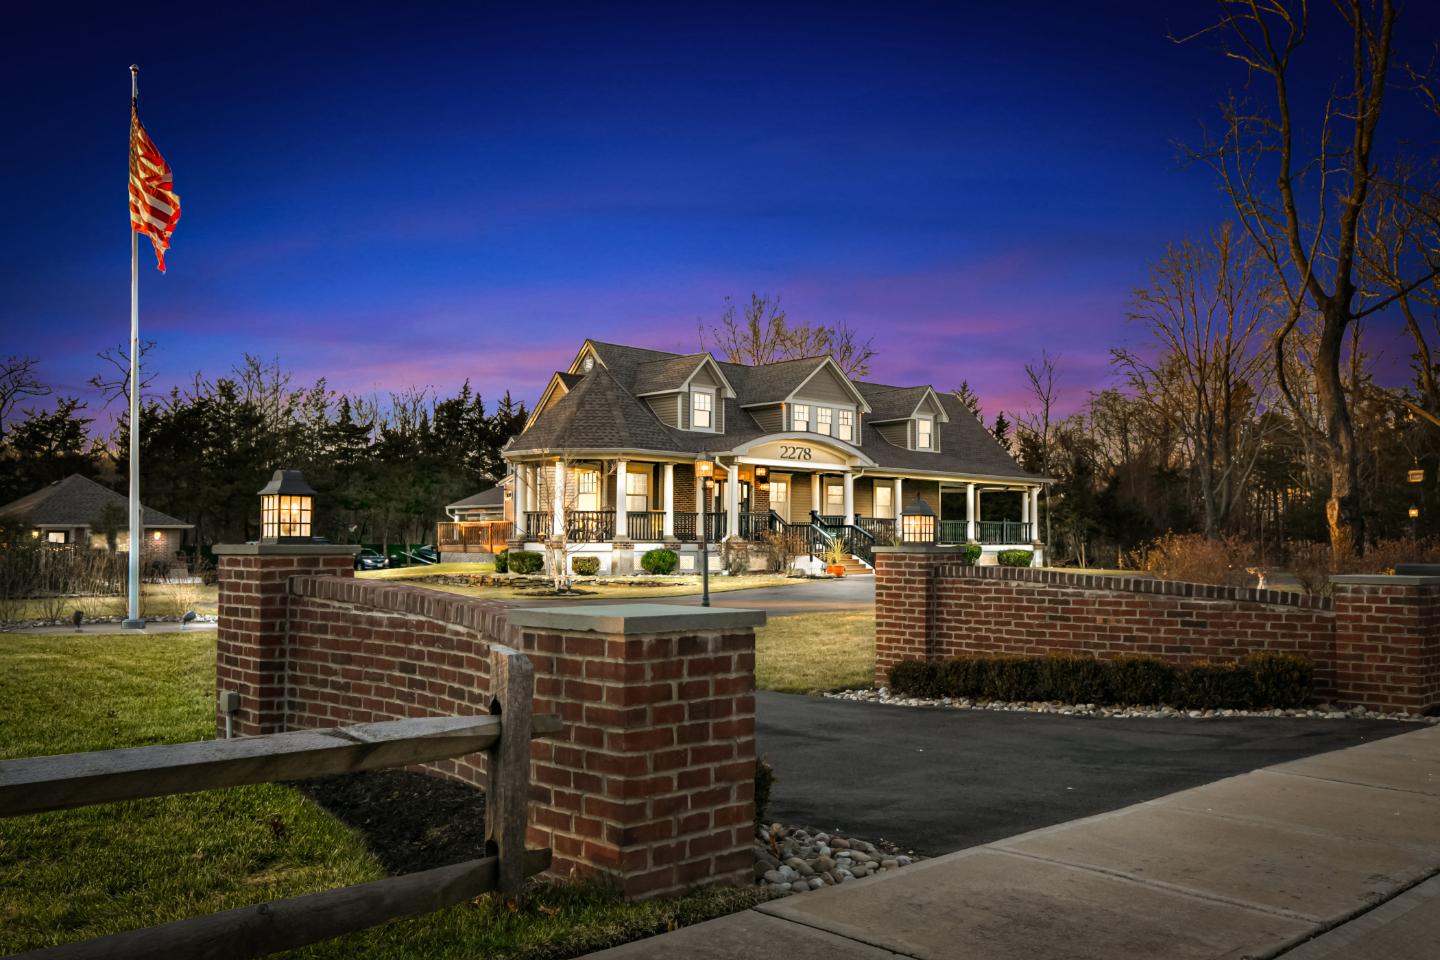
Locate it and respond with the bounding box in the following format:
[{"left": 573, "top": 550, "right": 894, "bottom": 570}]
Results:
[
  {"left": 996, "top": 549, "right": 1033, "bottom": 567},
  {"left": 888, "top": 659, "right": 945, "bottom": 698},
  {"left": 1248, "top": 653, "right": 1313, "bottom": 709},
  {"left": 494, "top": 549, "right": 509, "bottom": 574},
  {"left": 641, "top": 548, "right": 678, "bottom": 575},
  {"left": 961, "top": 543, "right": 982, "bottom": 565},
  {"left": 755, "top": 756, "right": 776, "bottom": 823},
  {"left": 1106, "top": 656, "right": 1178, "bottom": 706},
  {"left": 1036, "top": 653, "right": 1109, "bottom": 704},
  {"left": 981, "top": 655, "right": 1040, "bottom": 701},
  {"left": 1176, "top": 660, "right": 1256, "bottom": 710},
  {"left": 508, "top": 550, "right": 544, "bottom": 574},
  {"left": 571, "top": 556, "right": 600, "bottom": 576},
  {"left": 942, "top": 656, "right": 987, "bottom": 698}
]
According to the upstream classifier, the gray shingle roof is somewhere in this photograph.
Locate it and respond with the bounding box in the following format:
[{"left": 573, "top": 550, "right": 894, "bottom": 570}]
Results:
[
  {"left": 0, "top": 474, "right": 192, "bottom": 528},
  {"left": 511, "top": 342, "right": 1038, "bottom": 481},
  {"left": 446, "top": 486, "right": 505, "bottom": 510}
]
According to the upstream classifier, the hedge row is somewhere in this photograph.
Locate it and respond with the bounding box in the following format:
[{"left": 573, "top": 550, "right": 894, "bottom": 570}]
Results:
[{"left": 888, "top": 651, "right": 1313, "bottom": 710}]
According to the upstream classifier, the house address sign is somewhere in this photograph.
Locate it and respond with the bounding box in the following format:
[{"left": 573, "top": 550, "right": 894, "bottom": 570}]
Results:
[{"left": 779, "top": 444, "right": 814, "bottom": 461}]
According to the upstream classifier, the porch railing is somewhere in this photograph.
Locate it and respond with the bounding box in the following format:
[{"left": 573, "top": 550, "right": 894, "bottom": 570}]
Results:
[
  {"left": 938, "top": 520, "right": 969, "bottom": 545},
  {"left": 437, "top": 520, "right": 512, "bottom": 554},
  {"left": 523, "top": 511, "right": 549, "bottom": 541},
  {"left": 673, "top": 512, "right": 698, "bottom": 542},
  {"left": 567, "top": 510, "right": 616, "bottom": 543},
  {"left": 855, "top": 516, "right": 896, "bottom": 546},
  {"left": 0, "top": 646, "right": 558, "bottom": 960},
  {"left": 703, "top": 512, "right": 727, "bottom": 542},
  {"left": 624, "top": 511, "right": 664, "bottom": 542},
  {"left": 978, "top": 520, "right": 1031, "bottom": 544},
  {"left": 737, "top": 511, "right": 779, "bottom": 541}
]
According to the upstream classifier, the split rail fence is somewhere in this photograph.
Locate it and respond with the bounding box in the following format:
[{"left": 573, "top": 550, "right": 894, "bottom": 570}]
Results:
[{"left": 0, "top": 645, "right": 559, "bottom": 960}]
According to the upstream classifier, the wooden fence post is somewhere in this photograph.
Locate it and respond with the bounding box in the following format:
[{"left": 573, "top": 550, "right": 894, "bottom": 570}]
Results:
[{"left": 486, "top": 644, "right": 534, "bottom": 897}]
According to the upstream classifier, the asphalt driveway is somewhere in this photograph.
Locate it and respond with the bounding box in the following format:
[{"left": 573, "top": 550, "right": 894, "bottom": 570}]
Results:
[{"left": 757, "top": 691, "right": 1417, "bottom": 855}]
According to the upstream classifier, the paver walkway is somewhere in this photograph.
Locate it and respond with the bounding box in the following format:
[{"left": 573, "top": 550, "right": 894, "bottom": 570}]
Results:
[
  {"left": 586, "top": 722, "right": 1440, "bottom": 960},
  {"left": 502, "top": 575, "right": 875, "bottom": 616}
]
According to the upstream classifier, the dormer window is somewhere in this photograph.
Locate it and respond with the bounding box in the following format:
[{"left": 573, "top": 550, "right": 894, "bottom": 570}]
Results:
[
  {"left": 793, "top": 403, "right": 810, "bottom": 431},
  {"left": 692, "top": 389, "right": 714, "bottom": 429},
  {"left": 838, "top": 410, "right": 854, "bottom": 442},
  {"left": 916, "top": 416, "right": 934, "bottom": 450},
  {"left": 816, "top": 407, "right": 832, "bottom": 436}
]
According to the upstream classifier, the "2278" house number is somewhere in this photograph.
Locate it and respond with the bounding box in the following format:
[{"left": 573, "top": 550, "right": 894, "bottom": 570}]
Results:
[{"left": 778, "top": 445, "right": 813, "bottom": 460}]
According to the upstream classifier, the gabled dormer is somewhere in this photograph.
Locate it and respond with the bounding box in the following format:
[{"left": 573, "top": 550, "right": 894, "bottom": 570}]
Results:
[
  {"left": 742, "top": 356, "right": 871, "bottom": 445},
  {"left": 867, "top": 385, "right": 949, "bottom": 452},
  {"left": 632, "top": 353, "right": 736, "bottom": 434}
]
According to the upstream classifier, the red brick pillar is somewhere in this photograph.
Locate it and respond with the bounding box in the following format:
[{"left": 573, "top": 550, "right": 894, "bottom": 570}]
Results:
[
  {"left": 213, "top": 543, "right": 359, "bottom": 736},
  {"left": 1331, "top": 574, "right": 1440, "bottom": 714},
  {"left": 506, "top": 603, "right": 763, "bottom": 899},
  {"left": 873, "top": 545, "right": 972, "bottom": 688}
]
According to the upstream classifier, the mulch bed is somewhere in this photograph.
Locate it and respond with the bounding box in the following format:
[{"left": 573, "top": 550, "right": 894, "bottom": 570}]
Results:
[{"left": 291, "top": 770, "right": 488, "bottom": 875}]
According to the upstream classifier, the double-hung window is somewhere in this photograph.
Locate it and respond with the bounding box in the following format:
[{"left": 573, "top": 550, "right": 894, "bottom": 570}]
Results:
[
  {"left": 875, "top": 484, "right": 894, "bottom": 519},
  {"left": 692, "top": 390, "right": 713, "bottom": 429},
  {"left": 625, "top": 471, "right": 649, "bottom": 512},
  {"left": 576, "top": 471, "right": 599, "bottom": 511},
  {"left": 816, "top": 407, "right": 833, "bottom": 436},
  {"left": 838, "top": 409, "right": 854, "bottom": 441},
  {"left": 792, "top": 403, "right": 810, "bottom": 432},
  {"left": 916, "top": 416, "right": 933, "bottom": 450}
]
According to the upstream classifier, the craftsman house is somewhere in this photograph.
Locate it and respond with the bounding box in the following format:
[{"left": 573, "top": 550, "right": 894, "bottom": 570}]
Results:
[
  {"left": 440, "top": 340, "right": 1047, "bottom": 573},
  {"left": 0, "top": 474, "right": 192, "bottom": 560}
]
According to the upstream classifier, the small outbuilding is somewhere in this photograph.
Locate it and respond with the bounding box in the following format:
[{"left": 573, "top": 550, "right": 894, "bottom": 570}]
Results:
[{"left": 0, "top": 474, "right": 193, "bottom": 559}]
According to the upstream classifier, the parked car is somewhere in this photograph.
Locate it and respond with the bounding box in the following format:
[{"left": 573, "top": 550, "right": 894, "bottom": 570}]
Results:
[
  {"left": 354, "top": 549, "right": 388, "bottom": 571},
  {"left": 411, "top": 544, "right": 439, "bottom": 565}
]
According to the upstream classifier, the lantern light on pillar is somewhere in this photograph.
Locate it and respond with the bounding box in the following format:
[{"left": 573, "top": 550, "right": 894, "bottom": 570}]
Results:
[
  {"left": 900, "top": 497, "right": 937, "bottom": 544},
  {"left": 257, "top": 469, "right": 317, "bottom": 544},
  {"left": 755, "top": 465, "right": 769, "bottom": 492},
  {"left": 1409, "top": 506, "right": 1421, "bottom": 519}
]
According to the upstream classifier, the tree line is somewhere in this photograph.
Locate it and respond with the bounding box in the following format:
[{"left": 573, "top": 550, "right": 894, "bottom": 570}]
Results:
[{"left": 0, "top": 353, "right": 526, "bottom": 549}]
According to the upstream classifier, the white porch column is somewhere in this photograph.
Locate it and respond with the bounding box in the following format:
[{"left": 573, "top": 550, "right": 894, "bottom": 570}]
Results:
[
  {"left": 614, "top": 458, "right": 628, "bottom": 516},
  {"left": 810, "top": 473, "right": 821, "bottom": 515},
  {"left": 512, "top": 464, "right": 527, "bottom": 521},
  {"left": 894, "top": 476, "right": 904, "bottom": 514},
  {"left": 662, "top": 464, "right": 675, "bottom": 538},
  {"left": 966, "top": 482, "right": 977, "bottom": 542},
  {"left": 551, "top": 460, "right": 565, "bottom": 538},
  {"left": 727, "top": 462, "right": 741, "bottom": 537},
  {"left": 1030, "top": 487, "right": 1041, "bottom": 541},
  {"left": 1021, "top": 487, "right": 1030, "bottom": 525},
  {"left": 843, "top": 472, "right": 855, "bottom": 525}
]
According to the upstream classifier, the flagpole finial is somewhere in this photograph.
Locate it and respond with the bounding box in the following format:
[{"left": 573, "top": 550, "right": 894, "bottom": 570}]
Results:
[{"left": 130, "top": 65, "right": 138, "bottom": 102}]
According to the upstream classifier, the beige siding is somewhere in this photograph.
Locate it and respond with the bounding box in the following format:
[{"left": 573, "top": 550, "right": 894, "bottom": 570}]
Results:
[
  {"left": 854, "top": 478, "right": 874, "bottom": 517},
  {"left": 750, "top": 404, "right": 783, "bottom": 433},
  {"left": 647, "top": 394, "right": 682, "bottom": 427}
]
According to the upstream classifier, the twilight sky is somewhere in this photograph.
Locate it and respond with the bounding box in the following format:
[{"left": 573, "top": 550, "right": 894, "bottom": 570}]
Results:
[{"left": 4, "top": 2, "right": 1436, "bottom": 422}]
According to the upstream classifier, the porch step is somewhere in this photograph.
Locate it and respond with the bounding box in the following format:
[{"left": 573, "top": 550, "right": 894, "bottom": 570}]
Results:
[{"left": 841, "top": 556, "right": 873, "bottom": 576}]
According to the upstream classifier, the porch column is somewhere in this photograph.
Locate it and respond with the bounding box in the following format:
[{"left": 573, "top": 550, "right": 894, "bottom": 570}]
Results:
[
  {"left": 842, "top": 472, "right": 855, "bottom": 525},
  {"left": 662, "top": 464, "right": 675, "bottom": 537},
  {"left": 965, "top": 482, "right": 976, "bottom": 541},
  {"left": 552, "top": 460, "right": 566, "bottom": 537},
  {"left": 727, "top": 462, "right": 740, "bottom": 538},
  {"left": 1021, "top": 486, "right": 1030, "bottom": 525},
  {"left": 513, "top": 464, "right": 527, "bottom": 520},
  {"left": 1030, "top": 486, "right": 1041, "bottom": 540},
  {"left": 894, "top": 476, "right": 904, "bottom": 513},
  {"left": 810, "top": 473, "right": 821, "bottom": 515},
  {"left": 614, "top": 459, "right": 628, "bottom": 519}
]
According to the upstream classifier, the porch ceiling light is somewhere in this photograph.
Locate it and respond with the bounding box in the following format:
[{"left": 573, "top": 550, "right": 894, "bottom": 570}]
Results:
[
  {"left": 258, "top": 469, "right": 317, "bottom": 544},
  {"left": 900, "top": 497, "right": 937, "bottom": 545},
  {"left": 694, "top": 457, "right": 715, "bottom": 479}
]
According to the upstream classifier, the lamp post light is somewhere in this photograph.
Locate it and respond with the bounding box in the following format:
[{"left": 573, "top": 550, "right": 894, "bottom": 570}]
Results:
[
  {"left": 900, "top": 497, "right": 937, "bottom": 545},
  {"left": 695, "top": 455, "right": 714, "bottom": 607},
  {"left": 257, "top": 469, "right": 317, "bottom": 544}
]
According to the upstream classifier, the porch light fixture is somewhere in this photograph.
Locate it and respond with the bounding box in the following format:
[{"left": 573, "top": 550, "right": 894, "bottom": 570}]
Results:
[
  {"left": 755, "top": 465, "right": 769, "bottom": 492},
  {"left": 1410, "top": 506, "right": 1421, "bottom": 519},
  {"left": 900, "top": 498, "right": 937, "bottom": 545},
  {"left": 1409, "top": 469, "right": 1425, "bottom": 483},
  {"left": 258, "top": 469, "right": 317, "bottom": 544},
  {"left": 694, "top": 457, "right": 715, "bottom": 479}
]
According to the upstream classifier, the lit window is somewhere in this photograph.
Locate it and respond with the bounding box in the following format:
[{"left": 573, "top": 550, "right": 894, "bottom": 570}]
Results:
[
  {"left": 916, "top": 416, "right": 933, "bottom": 449},
  {"left": 692, "top": 390, "right": 713, "bottom": 429},
  {"left": 838, "top": 410, "right": 854, "bottom": 441},
  {"left": 875, "top": 484, "right": 894, "bottom": 519},
  {"left": 826, "top": 483, "right": 844, "bottom": 513},
  {"left": 793, "top": 403, "right": 810, "bottom": 431},
  {"left": 625, "top": 471, "right": 649, "bottom": 512},
  {"left": 817, "top": 408, "right": 833, "bottom": 436},
  {"left": 46, "top": 530, "right": 66, "bottom": 544},
  {"left": 577, "top": 471, "right": 599, "bottom": 511}
]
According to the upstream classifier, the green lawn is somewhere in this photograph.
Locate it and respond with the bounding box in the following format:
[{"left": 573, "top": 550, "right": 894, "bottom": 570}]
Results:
[
  {"left": 2, "top": 581, "right": 218, "bottom": 622},
  {"left": 754, "top": 612, "right": 875, "bottom": 693},
  {"left": 0, "top": 633, "right": 760, "bottom": 958},
  {"left": 363, "top": 568, "right": 809, "bottom": 602}
]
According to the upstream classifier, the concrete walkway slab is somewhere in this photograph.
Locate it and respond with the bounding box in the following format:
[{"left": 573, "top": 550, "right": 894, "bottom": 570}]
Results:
[
  {"left": 758, "top": 848, "right": 1310, "bottom": 960},
  {"left": 1158, "top": 769, "right": 1440, "bottom": 854},
  {"left": 994, "top": 803, "right": 1435, "bottom": 920},
  {"left": 1278, "top": 875, "right": 1440, "bottom": 960},
  {"left": 582, "top": 909, "right": 906, "bottom": 959},
  {"left": 1268, "top": 744, "right": 1440, "bottom": 796}
]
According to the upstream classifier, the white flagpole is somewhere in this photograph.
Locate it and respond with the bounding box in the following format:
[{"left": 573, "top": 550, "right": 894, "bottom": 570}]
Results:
[{"left": 123, "top": 64, "right": 144, "bottom": 630}]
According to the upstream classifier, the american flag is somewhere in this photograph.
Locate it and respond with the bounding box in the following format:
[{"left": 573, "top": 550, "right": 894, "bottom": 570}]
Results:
[{"left": 129, "top": 106, "right": 180, "bottom": 272}]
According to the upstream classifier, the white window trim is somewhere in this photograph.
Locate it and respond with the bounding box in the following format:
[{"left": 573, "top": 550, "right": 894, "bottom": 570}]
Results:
[
  {"left": 792, "top": 403, "right": 810, "bottom": 431},
  {"left": 838, "top": 409, "right": 854, "bottom": 441},
  {"left": 576, "top": 470, "right": 600, "bottom": 511},
  {"left": 625, "top": 471, "right": 650, "bottom": 512},
  {"left": 691, "top": 388, "right": 715, "bottom": 431},
  {"left": 915, "top": 415, "right": 934, "bottom": 450},
  {"left": 816, "top": 407, "right": 834, "bottom": 436},
  {"left": 875, "top": 483, "right": 894, "bottom": 519}
]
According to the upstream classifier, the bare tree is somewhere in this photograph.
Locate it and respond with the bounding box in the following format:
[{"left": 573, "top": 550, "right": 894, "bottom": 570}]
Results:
[
  {"left": 1018, "top": 351, "right": 1058, "bottom": 548},
  {"left": 0, "top": 356, "right": 51, "bottom": 442},
  {"left": 698, "top": 293, "right": 877, "bottom": 377},
  {"left": 1113, "top": 224, "right": 1276, "bottom": 537},
  {"left": 1181, "top": 0, "right": 1434, "bottom": 555},
  {"left": 89, "top": 340, "right": 157, "bottom": 407}
]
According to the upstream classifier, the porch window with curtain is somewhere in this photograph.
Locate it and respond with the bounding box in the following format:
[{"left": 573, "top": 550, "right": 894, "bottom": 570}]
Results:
[
  {"left": 875, "top": 483, "right": 894, "bottom": 518},
  {"left": 576, "top": 470, "right": 599, "bottom": 511},
  {"left": 825, "top": 482, "right": 844, "bottom": 514},
  {"left": 625, "top": 471, "right": 649, "bottom": 512}
]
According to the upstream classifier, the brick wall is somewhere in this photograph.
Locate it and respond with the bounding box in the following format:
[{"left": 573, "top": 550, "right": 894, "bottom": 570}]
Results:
[
  {"left": 875, "top": 547, "right": 1440, "bottom": 714},
  {"left": 214, "top": 546, "right": 760, "bottom": 899}
]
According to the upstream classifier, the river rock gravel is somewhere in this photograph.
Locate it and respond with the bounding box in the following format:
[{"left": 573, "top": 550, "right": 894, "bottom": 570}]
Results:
[{"left": 754, "top": 822, "right": 924, "bottom": 897}]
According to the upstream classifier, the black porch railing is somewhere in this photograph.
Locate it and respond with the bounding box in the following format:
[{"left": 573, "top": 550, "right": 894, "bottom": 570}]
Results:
[
  {"left": 703, "top": 512, "right": 727, "bottom": 541},
  {"left": 523, "top": 511, "right": 549, "bottom": 540},
  {"left": 566, "top": 511, "right": 615, "bottom": 543},
  {"left": 737, "top": 511, "right": 780, "bottom": 541},
  {"left": 938, "top": 519, "right": 969, "bottom": 545},
  {"left": 673, "top": 512, "right": 698, "bottom": 542},
  {"left": 978, "top": 520, "right": 1031, "bottom": 544},
  {"left": 855, "top": 516, "right": 896, "bottom": 545},
  {"left": 624, "top": 511, "right": 664, "bottom": 541}
]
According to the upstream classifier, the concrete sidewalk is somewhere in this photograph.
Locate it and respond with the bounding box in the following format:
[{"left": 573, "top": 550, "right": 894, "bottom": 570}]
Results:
[{"left": 587, "top": 722, "right": 1440, "bottom": 960}]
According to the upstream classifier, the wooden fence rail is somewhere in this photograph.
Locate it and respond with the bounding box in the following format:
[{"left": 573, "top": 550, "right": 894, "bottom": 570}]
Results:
[{"left": 1, "top": 644, "right": 557, "bottom": 960}]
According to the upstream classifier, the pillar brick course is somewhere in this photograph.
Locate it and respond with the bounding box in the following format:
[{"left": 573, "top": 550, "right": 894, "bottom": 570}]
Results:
[{"left": 215, "top": 551, "right": 760, "bottom": 898}]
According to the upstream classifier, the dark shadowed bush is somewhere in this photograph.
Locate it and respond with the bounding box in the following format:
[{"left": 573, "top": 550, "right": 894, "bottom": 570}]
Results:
[
  {"left": 996, "top": 549, "right": 1033, "bottom": 567},
  {"left": 981, "top": 655, "right": 1039, "bottom": 701},
  {"left": 942, "top": 657, "right": 987, "bottom": 698},
  {"left": 508, "top": 550, "right": 544, "bottom": 574},
  {"left": 961, "top": 543, "right": 982, "bottom": 565},
  {"left": 1107, "top": 656, "right": 1178, "bottom": 706},
  {"left": 754, "top": 756, "right": 776, "bottom": 823},
  {"left": 641, "top": 548, "right": 678, "bottom": 575},
  {"left": 1176, "top": 660, "right": 1256, "bottom": 710},
  {"left": 888, "top": 660, "right": 945, "bottom": 697},
  {"left": 1248, "top": 653, "right": 1314, "bottom": 709},
  {"left": 493, "top": 549, "right": 509, "bottom": 574},
  {"left": 1036, "top": 653, "right": 1110, "bottom": 703},
  {"left": 571, "top": 556, "right": 600, "bottom": 576}
]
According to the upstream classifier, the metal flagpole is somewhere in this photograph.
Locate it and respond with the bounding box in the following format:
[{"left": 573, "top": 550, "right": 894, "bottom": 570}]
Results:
[{"left": 123, "top": 64, "right": 144, "bottom": 630}]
